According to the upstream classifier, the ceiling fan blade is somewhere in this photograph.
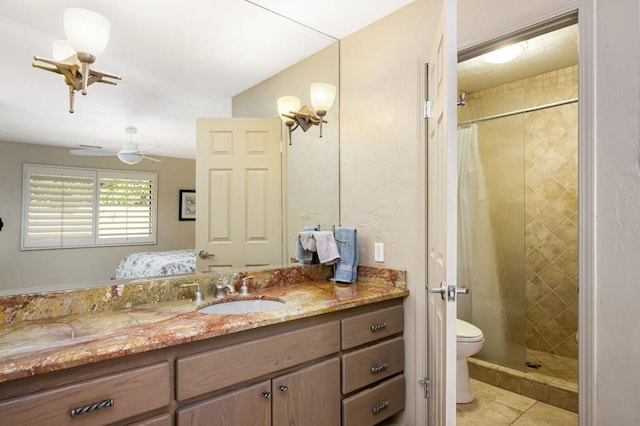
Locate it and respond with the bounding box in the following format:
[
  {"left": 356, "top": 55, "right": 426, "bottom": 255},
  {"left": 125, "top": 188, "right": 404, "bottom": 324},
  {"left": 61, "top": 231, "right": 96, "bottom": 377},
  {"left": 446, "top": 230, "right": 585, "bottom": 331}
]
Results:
[
  {"left": 143, "top": 155, "right": 162, "bottom": 163},
  {"left": 70, "top": 148, "right": 119, "bottom": 156},
  {"left": 136, "top": 145, "right": 157, "bottom": 153}
]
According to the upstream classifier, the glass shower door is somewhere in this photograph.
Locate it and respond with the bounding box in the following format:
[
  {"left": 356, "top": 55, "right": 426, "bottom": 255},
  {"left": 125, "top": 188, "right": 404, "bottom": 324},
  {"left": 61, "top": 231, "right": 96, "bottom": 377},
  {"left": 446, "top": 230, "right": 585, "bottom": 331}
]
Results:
[{"left": 457, "top": 114, "right": 527, "bottom": 371}]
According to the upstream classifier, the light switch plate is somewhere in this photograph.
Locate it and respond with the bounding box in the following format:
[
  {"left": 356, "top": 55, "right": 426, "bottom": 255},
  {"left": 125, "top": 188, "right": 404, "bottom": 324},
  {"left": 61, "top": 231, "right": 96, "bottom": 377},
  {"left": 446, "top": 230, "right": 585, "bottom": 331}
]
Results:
[{"left": 374, "top": 242, "right": 384, "bottom": 262}]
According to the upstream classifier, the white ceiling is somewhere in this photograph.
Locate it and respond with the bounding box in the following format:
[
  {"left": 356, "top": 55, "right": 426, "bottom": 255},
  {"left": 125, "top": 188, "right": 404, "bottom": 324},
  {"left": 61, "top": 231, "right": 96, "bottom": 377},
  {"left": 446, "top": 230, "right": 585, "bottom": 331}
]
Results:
[
  {"left": 458, "top": 24, "right": 578, "bottom": 93},
  {"left": 0, "top": 0, "right": 414, "bottom": 159}
]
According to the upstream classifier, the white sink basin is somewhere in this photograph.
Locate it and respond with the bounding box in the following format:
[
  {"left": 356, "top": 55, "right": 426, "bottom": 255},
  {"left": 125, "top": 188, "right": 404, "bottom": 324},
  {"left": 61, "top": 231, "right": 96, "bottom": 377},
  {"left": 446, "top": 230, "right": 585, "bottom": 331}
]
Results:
[{"left": 197, "top": 299, "right": 285, "bottom": 315}]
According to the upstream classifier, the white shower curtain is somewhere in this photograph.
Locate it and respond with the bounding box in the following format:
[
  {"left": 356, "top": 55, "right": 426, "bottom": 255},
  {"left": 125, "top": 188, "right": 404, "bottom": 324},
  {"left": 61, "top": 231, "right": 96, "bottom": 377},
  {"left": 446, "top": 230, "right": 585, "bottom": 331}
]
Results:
[{"left": 457, "top": 124, "right": 506, "bottom": 361}]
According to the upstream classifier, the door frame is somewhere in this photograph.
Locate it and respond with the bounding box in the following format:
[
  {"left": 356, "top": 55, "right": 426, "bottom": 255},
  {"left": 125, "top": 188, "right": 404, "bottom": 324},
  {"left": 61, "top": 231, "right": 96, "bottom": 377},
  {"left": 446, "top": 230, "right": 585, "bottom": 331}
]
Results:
[{"left": 416, "top": 0, "right": 595, "bottom": 424}]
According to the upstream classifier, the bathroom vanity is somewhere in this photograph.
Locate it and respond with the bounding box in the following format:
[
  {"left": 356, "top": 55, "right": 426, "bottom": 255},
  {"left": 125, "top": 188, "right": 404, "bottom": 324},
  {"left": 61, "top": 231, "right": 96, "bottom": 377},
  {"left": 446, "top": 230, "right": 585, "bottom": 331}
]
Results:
[{"left": 0, "top": 266, "right": 407, "bottom": 425}]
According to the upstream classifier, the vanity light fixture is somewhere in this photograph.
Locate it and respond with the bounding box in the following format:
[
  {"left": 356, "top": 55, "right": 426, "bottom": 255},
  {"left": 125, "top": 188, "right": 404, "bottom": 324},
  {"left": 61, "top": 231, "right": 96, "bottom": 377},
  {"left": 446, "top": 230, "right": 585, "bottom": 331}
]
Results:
[
  {"left": 277, "top": 82, "right": 336, "bottom": 145},
  {"left": 32, "top": 8, "right": 121, "bottom": 113}
]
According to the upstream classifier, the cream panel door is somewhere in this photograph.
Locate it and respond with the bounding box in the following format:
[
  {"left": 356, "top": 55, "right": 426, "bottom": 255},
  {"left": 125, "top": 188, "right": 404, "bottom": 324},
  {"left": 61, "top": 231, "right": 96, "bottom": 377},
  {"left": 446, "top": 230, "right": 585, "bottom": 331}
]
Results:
[
  {"left": 426, "top": 0, "right": 458, "bottom": 424},
  {"left": 196, "top": 118, "right": 282, "bottom": 272}
]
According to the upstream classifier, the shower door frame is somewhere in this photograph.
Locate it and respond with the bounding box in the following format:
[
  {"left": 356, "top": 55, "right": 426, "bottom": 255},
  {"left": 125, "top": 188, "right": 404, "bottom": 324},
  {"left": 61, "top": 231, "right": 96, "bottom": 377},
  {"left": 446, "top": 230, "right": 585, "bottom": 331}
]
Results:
[{"left": 454, "top": 2, "right": 596, "bottom": 424}]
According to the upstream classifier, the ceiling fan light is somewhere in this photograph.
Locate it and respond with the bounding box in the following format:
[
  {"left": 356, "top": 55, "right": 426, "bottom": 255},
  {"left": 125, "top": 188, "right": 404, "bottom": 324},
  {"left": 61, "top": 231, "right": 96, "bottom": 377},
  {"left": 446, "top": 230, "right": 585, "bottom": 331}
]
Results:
[
  {"left": 64, "top": 8, "right": 111, "bottom": 57},
  {"left": 117, "top": 151, "right": 143, "bottom": 165},
  {"left": 52, "top": 40, "right": 76, "bottom": 62}
]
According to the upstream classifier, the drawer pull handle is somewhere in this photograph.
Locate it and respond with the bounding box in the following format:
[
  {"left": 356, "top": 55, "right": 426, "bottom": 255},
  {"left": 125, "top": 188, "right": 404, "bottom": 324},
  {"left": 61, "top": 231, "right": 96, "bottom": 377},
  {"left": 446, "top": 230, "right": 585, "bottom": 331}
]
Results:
[
  {"left": 370, "top": 362, "right": 389, "bottom": 374},
  {"left": 370, "top": 322, "right": 388, "bottom": 332},
  {"left": 70, "top": 398, "right": 114, "bottom": 417},
  {"left": 279, "top": 385, "right": 288, "bottom": 392},
  {"left": 262, "top": 391, "right": 272, "bottom": 399},
  {"left": 371, "top": 400, "right": 389, "bottom": 415}
]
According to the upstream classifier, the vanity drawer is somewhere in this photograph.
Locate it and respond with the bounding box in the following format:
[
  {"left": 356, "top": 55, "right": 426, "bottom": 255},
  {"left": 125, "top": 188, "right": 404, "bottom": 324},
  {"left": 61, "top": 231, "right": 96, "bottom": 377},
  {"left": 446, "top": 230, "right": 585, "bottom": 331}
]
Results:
[
  {"left": 176, "top": 321, "right": 340, "bottom": 401},
  {"left": 342, "top": 374, "right": 405, "bottom": 426},
  {"left": 341, "top": 336, "right": 404, "bottom": 394},
  {"left": 0, "top": 362, "right": 170, "bottom": 426},
  {"left": 127, "top": 413, "right": 172, "bottom": 426},
  {"left": 341, "top": 304, "right": 403, "bottom": 349}
]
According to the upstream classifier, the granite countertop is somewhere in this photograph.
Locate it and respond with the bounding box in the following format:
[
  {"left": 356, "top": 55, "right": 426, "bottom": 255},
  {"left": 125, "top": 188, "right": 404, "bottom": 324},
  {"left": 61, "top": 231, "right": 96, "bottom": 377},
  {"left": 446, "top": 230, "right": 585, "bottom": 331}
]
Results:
[{"left": 0, "top": 266, "right": 407, "bottom": 383}]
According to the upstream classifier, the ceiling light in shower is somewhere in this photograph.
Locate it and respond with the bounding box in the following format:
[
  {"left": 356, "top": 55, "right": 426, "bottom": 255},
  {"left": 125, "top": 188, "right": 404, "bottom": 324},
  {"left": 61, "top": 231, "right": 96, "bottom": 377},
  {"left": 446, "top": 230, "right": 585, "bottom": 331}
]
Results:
[{"left": 483, "top": 43, "right": 525, "bottom": 64}]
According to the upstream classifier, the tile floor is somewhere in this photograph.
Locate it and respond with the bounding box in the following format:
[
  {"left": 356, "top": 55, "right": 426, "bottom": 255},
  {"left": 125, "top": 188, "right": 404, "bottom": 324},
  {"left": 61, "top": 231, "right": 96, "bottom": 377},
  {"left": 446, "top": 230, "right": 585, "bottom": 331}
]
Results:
[
  {"left": 457, "top": 379, "right": 578, "bottom": 425},
  {"left": 526, "top": 349, "right": 578, "bottom": 384}
]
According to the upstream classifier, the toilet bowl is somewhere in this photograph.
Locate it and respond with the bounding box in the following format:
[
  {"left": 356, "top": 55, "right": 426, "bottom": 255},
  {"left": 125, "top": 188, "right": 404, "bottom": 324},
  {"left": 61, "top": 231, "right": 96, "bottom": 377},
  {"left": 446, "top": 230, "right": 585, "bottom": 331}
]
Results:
[{"left": 456, "top": 319, "right": 485, "bottom": 404}]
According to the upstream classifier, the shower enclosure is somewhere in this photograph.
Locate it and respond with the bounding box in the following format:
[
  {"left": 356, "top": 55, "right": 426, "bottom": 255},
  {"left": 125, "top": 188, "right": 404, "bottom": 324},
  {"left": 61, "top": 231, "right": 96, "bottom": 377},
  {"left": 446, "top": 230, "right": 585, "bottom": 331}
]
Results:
[{"left": 456, "top": 65, "right": 579, "bottom": 379}]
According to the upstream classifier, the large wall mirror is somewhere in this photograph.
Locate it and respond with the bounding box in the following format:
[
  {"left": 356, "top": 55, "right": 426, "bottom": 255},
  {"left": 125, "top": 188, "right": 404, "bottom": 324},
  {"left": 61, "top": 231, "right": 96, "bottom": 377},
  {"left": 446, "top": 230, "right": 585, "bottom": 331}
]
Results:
[
  {"left": 233, "top": 42, "right": 340, "bottom": 266},
  {"left": 0, "top": 6, "right": 339, "bottom": 296}
]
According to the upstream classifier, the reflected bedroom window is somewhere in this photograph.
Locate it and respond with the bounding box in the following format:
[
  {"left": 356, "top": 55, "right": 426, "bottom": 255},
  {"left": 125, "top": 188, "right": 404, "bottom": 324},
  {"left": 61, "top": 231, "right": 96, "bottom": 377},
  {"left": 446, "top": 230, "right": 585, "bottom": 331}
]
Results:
[{"left": 21, "top": 164, "right": 157, "bottom": 250}]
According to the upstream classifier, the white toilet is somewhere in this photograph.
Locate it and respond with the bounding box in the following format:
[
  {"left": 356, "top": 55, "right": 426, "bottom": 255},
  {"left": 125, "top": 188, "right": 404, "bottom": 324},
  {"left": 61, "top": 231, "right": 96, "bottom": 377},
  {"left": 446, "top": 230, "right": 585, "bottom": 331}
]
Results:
[{"left": 456, "top": 319, "right": 485, "bottom": 404}]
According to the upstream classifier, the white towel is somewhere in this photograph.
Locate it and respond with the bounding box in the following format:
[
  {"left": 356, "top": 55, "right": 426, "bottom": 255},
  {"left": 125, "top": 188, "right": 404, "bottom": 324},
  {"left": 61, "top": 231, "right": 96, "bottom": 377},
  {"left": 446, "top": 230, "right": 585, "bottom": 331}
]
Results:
[{"left": 312, "top": 231, "right": 341, "bottom": 265}]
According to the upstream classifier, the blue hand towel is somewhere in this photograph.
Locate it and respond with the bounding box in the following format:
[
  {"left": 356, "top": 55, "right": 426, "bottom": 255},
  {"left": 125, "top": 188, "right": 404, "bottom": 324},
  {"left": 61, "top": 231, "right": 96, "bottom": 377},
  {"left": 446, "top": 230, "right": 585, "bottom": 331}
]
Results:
[
  {"left": 303, "top": 225, "right": 319, "bottom": 231},
  {"left": 296, "top": 231, "right": 315, "bottom": 264},
  {"left": 335, "top": 227, "right": 358, "bottom": 283}
]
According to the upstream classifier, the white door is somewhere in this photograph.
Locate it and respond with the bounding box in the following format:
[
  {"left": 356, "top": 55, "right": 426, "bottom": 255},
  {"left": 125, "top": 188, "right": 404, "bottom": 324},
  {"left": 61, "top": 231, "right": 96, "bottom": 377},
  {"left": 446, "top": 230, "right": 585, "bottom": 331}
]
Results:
[
  {"left": 426, "top": 0, "right": 458, "bottom": 424},
  {"left": 195, "top": 118, "right": 283, "bottom": 272}
]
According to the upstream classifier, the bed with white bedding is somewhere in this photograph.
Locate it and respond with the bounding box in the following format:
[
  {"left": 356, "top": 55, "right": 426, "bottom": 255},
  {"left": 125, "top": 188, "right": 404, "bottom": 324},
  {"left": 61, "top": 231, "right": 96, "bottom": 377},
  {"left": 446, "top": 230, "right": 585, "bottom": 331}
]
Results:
[{"left": 111, "top": 249, "right": 196, "bottom": 280}]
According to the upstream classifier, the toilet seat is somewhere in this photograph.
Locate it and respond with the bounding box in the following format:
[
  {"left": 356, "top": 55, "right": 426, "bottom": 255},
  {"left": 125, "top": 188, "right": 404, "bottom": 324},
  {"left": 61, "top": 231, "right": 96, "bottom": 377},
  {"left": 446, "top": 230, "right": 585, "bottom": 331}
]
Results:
[{"left": 456, "top": 319, "right": 484, "bottom": 343}]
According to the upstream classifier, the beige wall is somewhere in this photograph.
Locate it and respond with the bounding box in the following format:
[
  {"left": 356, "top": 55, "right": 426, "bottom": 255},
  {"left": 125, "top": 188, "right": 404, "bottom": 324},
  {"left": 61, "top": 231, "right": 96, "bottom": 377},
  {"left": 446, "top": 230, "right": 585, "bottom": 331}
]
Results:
[
  {"left": 594, "top": 0, "right": 640, "bottom": 423},
  {"left": 341, "top": 0, "right": 640, "bottom": 422},
  {"left": 0, "top": 141, "right": 195, "bottom": 294},
  {"left": 232, "top": 44, "right": 340, "bottom": 262},
  {"left": 340, "top": 0, "right": 435, "bottom": 422},
  {"left": 340, "top": 0, "right": 600, "bottom": 424}
]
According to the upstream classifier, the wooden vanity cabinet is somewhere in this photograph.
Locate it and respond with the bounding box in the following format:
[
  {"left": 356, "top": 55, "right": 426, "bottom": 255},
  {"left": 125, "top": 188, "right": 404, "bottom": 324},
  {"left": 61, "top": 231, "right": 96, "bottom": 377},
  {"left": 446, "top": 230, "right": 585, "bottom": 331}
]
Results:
[
  {"left": 177, "top": 358, "right": 340, "bottom": 425},
  {"left": 176, "top": 321, "right": 341, "bottom": 425},
  {"left": 0, "top": 298, "right": 404, "bottom": 426},
  {"left": 272, "top": 358, "right": 340, "bottom": 425},
  {"left": 0, "top": 362, "right": 171, "bottom": 426},
  {"left": 340, "top": 304, "right": 405, "bottom": 425},
  {"left": 176, "top": 380, "right": 271, "bottom": 425}
]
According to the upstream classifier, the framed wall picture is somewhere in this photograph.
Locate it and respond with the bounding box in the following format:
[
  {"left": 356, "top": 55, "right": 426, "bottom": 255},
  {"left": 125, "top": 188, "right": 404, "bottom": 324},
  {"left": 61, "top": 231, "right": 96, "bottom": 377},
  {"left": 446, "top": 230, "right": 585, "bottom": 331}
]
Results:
[{"left": 179, "top": 190, "right": 196, "bottom": 221}]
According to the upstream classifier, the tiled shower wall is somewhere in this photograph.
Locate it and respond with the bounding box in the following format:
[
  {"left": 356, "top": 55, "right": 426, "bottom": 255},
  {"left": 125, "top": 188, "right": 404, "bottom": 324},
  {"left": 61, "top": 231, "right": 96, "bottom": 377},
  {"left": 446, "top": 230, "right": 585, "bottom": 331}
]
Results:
[
  {"left": 459, "top": 65, "right": 579, "bottom": 360},
  {"left": 523, "top": 67, "right": 578, "bottom": 359}
]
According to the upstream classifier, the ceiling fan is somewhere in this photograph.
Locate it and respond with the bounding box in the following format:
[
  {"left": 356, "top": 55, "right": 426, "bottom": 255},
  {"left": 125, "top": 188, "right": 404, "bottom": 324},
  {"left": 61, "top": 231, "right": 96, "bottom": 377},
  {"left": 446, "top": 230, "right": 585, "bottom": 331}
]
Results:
[{"left": 70, "top": 126, "right": 160, "bottom": 165}]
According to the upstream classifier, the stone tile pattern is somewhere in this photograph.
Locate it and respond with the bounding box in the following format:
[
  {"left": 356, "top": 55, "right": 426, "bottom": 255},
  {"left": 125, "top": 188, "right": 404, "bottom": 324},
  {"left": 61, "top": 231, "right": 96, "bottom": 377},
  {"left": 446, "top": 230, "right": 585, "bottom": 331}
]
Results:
[
  {"left": 457, "top": 379, "right": 578, "bottom": 425},
  {"left": 0, "top": 264, "right": 406, "bottom": 324},
  {"left": 459, "top": 65, "right": 579, "bottom": 359},
  {"left": 523, "top": 67, "right": 578, "bottom": 358},
  {"left": 0, "top": 265, "right": 408, "bottom": 382},
  {"left": 469, "top": 355, "right": 578, "bottom": 413}
]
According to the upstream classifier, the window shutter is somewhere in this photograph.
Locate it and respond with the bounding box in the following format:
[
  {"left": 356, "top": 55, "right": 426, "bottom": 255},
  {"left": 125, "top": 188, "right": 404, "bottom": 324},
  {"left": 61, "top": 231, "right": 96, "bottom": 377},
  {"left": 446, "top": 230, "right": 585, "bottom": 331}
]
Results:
[
  {"left": 97, "top": 171, "right": 157, "bottom": 244},
  {"left": 22, "top": 165, "right": 158, "bottom": 250},
  {"left": 22, "top": 165, "right": 96, "bottom": 248}
]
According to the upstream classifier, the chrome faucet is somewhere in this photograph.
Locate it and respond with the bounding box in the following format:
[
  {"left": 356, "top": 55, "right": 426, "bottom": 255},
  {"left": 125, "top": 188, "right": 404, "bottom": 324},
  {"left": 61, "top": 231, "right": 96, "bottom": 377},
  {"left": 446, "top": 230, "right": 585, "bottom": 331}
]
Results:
[
  {"left": 180, "top": 283, "right": 204, "bottom": 303},
  {"left": 215, "top": 278, "right": 237, "bottom": 298},
  {"left": 240, "top": 276, "right": 253, "bottom": 295}
]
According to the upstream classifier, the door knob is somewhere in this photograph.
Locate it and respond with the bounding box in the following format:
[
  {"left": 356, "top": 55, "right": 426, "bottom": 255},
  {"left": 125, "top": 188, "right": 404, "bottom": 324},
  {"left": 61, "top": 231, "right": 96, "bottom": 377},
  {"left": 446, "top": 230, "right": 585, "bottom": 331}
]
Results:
[
  {"left": 428, "top": 282, "right": 469, "bottom": 301},
  {"left": 279, "top": 385, "right": 288, "bottom": 392},
  {"left": 198, "top": 250, "right": 214, "bottom": 259}
]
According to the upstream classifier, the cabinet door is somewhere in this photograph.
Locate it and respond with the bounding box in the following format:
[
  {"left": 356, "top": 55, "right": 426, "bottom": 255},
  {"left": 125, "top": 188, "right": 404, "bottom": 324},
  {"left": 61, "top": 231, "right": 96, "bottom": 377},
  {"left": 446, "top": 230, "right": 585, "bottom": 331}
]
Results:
[
  {"left": 176, "top": 380, "right": 271, "bottom": 426},
  {"left": 272, "top": 357, "right": 340, "bottom": 426}
]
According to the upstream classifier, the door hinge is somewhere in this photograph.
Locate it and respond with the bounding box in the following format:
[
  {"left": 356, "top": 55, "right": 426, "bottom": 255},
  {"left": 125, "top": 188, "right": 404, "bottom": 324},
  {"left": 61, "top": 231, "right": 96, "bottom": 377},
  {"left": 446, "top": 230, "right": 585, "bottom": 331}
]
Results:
[
  {"left": 419, "top": 377, "right": 430, "bottom": 399},
  {"left": 424, "top": 100, "right": 431, "bottom": 118},
  {"left": 280, "top": 140, "right": 284, "bottom": 154}
]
